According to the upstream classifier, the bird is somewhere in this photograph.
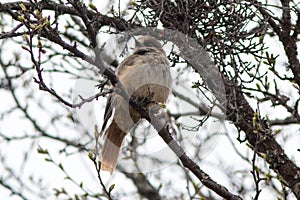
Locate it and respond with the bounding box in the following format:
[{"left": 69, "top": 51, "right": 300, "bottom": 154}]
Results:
[{"left": 100, "top": 36, "right": 172, "bottom": 173}]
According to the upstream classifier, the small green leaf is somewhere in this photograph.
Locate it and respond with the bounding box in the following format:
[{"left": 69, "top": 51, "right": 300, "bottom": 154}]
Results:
[
  {"left": 129, "top": 1, "right": 137, "bottom": 6},
  {"left": 22, "top": 34, "right": 29, "bottom": 43},
  {"left": 37, "top": 39, "right": 42, "bottom": 48},
  {"left": 255, "top": 83, "right": 261, "bottom": 90},
  {"left": 17, "top": 15, "right": 24, "bottom": 21},
  {"left": 58, "top": 163, "right": 64, "bottom": 171},
  {"left": 88, "top": 3, "right": 97, "bottom": 11},
  {"left": 74, "top": 194, "right": 79, "bottom": 200},
  {"left": 158, "top": 102, "right": 166, "bottom": 108},
  {"left": 19, "top": 3, "right": 26, "bottom": 11},
  {"left": 36, "top": 24, "right": 43, "bottom": 30},
  {"left": 109, "top": 184, "right": 115, "bottom": 193},
  {"left": 29, "top": 23, "right": 36, "bottom": 29},
  {"left": 35, "top": 9, "right": 40, "bottom": 16},
  {"left": 37, "top": 146, "right": 49, "bottom": 154},
  {"left": 274, "top": 129, "right": 282, "bottom": 134},
  {"left": 44, "top": 20, "right": 50, "bottom": 26},
  {"left": 88, "top": 151, "right": 94, "bottom": 160},
  {"left": 264, "top": 173, "right": 271, "bottom": 181},
  {"left": 94, "top": 125, "right": 99, "bottom": 138}
]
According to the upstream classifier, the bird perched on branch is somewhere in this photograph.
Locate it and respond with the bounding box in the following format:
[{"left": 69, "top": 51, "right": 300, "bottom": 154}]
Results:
[{"left": 100, "top": 36, "right": 172, "bottom": 173}]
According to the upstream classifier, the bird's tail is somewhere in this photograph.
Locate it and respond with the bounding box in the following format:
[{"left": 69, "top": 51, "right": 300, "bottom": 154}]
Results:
[{"left": 100, "top": 120, "right": 126, "bottom": 173}]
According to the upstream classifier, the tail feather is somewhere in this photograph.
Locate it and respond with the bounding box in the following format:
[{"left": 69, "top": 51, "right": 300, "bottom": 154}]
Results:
[{"left": 100, "top": 120, "right": 126, "bottom": 173}]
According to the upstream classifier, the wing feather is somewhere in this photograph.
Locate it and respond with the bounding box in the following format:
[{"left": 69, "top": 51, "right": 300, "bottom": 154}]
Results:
[{"left": 101, "top": 95, "right": 113, "bottom": 134}]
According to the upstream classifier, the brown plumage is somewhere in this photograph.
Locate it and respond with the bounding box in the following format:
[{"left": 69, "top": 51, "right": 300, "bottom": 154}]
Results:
[{"left": 100, "top": 36, "right": 172, "bottom": 173}]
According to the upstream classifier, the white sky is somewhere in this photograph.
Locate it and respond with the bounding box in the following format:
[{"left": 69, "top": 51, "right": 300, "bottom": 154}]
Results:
[{"left": 0, "top": 0, "right": 299, "bottom": 200}]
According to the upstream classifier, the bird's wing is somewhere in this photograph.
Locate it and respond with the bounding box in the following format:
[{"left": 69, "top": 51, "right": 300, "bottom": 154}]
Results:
[
  {"left": 101, "top": 94, "right": 113, "bottom": 134},
  {"left": 101, "top": 47, "right": 161, "bottom": 133}
]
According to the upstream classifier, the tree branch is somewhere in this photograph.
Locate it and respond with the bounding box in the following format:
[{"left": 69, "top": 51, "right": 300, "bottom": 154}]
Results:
[
  {"left": 144, "top": 0, "right": 300, "bottom": 198},
  {"left": 0, "top": 1, "right": 138, "bottom": 31}
]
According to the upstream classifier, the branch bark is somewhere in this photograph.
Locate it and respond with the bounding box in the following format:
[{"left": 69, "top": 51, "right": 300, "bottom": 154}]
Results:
[
  {"left": 143, "top": 0, "right": 300, "bottom": 198},
  {"left": 0, "top": 1, "right": 138, "bottom": 31},
  {"left": 1, "top": 0, "right": 299, "bottom": 199},
  {"left": 0, "top": 1, "right": 243, "bottom": 199}
]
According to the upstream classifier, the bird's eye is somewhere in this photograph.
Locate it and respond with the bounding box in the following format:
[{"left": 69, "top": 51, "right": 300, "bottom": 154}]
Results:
[{"left": 135, "top": 49, "right": 148, "bottom": 55}]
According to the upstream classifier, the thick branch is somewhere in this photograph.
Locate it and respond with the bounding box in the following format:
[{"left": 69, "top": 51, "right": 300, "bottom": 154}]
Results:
[
  {"left": 254, "top": 1, "right": 300, "bottom": 88},
  {"left": 0, "top": 1, "right": 138, "bottom": 31},
  {"left": 0, "top": 2, "right": 243, "bottom": 199},
  {"left": 127, "top": 99, "right": 242, "bottom": 200},
  {"left": 269, "top": 116, "right": 300, "bottom": 126},
  {"left": 121, "top": 169, "right": 162, "bottom": 200},
  {"left": 143, "top": 0, "right": 300, "bottom": 198}
]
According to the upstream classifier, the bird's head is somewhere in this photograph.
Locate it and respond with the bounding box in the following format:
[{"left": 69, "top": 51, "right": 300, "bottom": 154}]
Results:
[{"left": 135, "top": 36, "right": 162, "bottom": 49}]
